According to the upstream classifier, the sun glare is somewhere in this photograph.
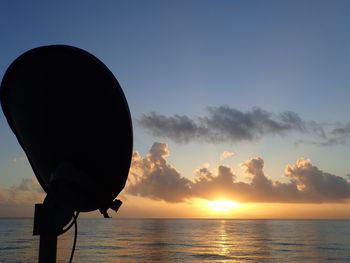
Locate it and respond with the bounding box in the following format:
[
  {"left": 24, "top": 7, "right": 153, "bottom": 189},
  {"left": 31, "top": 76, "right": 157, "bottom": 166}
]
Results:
[{"left": 207, "top": 200, "right": 241, "bottom": 212}]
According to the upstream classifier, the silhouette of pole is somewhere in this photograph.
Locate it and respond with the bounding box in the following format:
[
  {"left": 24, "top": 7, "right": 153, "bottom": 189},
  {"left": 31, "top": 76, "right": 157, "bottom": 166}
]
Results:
[
  {"left": 39, "top": 235, "right": 57, "bottom": 263},
  {"left": 33, "top": 202, "right": 73, "bottom": 263}
]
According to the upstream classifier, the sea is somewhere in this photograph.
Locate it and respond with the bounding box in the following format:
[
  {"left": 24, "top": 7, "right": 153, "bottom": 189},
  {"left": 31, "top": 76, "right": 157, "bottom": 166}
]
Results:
[{"left": 1, "top": 218, "right": 350, "bottom": 262}]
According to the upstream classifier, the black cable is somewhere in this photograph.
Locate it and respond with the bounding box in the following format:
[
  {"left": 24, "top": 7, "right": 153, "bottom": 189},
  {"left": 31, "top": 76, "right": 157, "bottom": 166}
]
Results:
[{"left": 69, "top": 212, "right": 79, "bottom": 263}]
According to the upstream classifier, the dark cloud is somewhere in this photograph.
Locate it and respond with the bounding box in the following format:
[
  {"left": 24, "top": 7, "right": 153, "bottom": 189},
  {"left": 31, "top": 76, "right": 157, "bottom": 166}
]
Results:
[
  {"left": 138, "top": 113, "right": 206, "bottom": 143},
  {"left": 139, "top": 106, "right": 324, "bottom": 144},
  {"left": 295, "top": 138, "right": 346, "bottom": 147},
  {"left": 127, "top": 143, "right": 350, "bottom": 203},
  {"left": 308, "top": 121, "right": 327, "bottom": 138},
  {"left": 295, "top": 122, "right": 350, "bottom": 147},
  {"left": 331, "top": 123, "right": 350, "bottom": 136},
  {"left": 285, "top": 159, "right": 350, "bottom": 202}
]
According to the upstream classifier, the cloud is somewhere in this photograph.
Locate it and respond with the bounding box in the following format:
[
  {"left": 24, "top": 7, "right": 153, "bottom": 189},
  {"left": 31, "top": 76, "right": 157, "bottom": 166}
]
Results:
[
  {"left": 0, "top": 178, "right": 44, "bottom": 205},
  {"left": 331, "top": 123, "right": 350, "bottom": 137},
  {"left": 3, "top": 144, "right": 350, "bottom": 207},
  {"left": 127, "top": 142, "right": 192, "bottom": 202},
  {"left": 220, "top": 150, "right": 234, "bottom": 161},
  {"left": 138, "top": 113, "right": 206, "bottom": 143},
  {"left": 139, "top": 106, "right": 324, "bottom": 144},
  {"left": 295, "top": 122, "right": 350, "bottom": 147},
  {"left": 126, "top": 142, "right": 350, "bottom": 203},
  {"left": 295, "top": 138, "right": 346, "bottom": 147},
  {"left": 284, "top": 159, "right": 350, "bottom": 202}
]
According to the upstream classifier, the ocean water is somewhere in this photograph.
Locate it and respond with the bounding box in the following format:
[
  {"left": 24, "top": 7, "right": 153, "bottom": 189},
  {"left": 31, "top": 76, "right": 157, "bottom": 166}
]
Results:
[{"left": 1, "top": 219, "right": 350, "bottom": 262}]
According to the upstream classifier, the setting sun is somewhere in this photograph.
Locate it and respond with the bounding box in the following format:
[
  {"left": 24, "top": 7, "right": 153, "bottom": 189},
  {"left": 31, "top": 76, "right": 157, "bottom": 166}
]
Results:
[{"left": 207, "top": 200, "right": 241, "bottom": 212}]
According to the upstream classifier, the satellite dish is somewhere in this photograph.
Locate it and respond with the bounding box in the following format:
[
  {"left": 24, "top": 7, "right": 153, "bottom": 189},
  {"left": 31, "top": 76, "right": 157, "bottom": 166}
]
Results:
[{"left": 0, "top": 45, "right": 133, "bottom": 262}]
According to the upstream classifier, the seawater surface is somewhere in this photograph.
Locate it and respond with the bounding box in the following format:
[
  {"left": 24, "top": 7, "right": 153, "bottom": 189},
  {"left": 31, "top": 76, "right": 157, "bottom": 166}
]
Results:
[{"left": 1, "top": 218, "right": 350, "bottom": 262}]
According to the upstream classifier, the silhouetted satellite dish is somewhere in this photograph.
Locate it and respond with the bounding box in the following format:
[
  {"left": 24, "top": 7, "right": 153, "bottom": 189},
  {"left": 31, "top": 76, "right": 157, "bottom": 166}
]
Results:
[{"left": 0, "top": 45, "right": 133, "bottom": 262}]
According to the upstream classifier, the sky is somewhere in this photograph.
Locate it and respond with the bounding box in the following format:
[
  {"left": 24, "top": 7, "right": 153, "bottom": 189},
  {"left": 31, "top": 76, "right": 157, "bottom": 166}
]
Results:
[{"left": 1, "top": 0, "right": 350, "bottom": 218}]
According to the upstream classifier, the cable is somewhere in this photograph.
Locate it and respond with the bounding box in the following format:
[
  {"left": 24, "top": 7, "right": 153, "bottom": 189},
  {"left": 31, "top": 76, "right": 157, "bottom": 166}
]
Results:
[
  {"left": 69, "top": 211, "right": 79, "bottom": 263},
  {"left": 61, "top": 216, "right": 76, "bottom": 234}
]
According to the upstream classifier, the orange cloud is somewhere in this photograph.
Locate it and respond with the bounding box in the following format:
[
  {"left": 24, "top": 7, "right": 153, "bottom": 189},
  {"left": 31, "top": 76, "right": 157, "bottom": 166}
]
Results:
[
  {"left": 127, "top": 142, "right": 191, "bottom": 202},
  {"left": 220, "top": 150, "right": 234, "bottom": 161},
  {"left": 2, "top": 143, "right": 350, "bottom": 212},
  {"left": 0, "top": 177, "right": 44, "bottom": 205},
  {"left": 127, "top": 142, "right": 350, "bottom": 203}
]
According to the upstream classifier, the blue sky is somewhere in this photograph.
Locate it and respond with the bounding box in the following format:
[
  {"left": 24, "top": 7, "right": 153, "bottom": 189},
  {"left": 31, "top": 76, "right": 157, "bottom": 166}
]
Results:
[{"left": 1, "top": 1, "right": 350, "bottom": 217}]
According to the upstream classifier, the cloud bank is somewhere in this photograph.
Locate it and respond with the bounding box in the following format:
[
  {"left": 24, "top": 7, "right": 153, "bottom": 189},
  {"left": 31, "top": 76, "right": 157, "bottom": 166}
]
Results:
[
  {"left": 138, "top": 106, "right": 326, "bottom": 144},
  {"left": 139, "top": 106, "right": 350, "bottom": 146},
  {"left": 127, "top": 142, "right": 350, "bottom": 203},
  {"left": 2, "top": 143, "right": 350, "bottom": 208}
]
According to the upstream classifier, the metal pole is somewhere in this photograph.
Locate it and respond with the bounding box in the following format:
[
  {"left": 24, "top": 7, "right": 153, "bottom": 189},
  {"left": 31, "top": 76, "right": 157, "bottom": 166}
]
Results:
[
  {"left": 34, "top": 204, "right": 58, "bottom": 263},
  {"left": 39, "top": 234, "right": 57, "bottom": 263}
]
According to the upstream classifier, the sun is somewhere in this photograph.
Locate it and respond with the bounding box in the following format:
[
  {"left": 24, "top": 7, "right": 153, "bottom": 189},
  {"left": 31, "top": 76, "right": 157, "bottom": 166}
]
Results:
[{"left": 207, "top": 200, "right": 241, "bottom": 212}]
